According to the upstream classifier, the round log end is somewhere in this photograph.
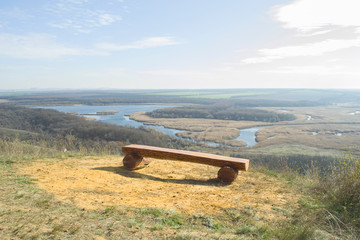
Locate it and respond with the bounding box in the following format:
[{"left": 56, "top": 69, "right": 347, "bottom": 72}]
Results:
[
  {"left": 123, "top": 153, "right": 143, "bottom": 169},
  {"left": 217, "top": 166, "right": 238, "bottom": 184}
]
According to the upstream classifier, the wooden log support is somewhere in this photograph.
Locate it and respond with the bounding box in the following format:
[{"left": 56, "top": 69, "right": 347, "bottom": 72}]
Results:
[
  {"left": 123, "top": 152, "right": 152, "bottom": 170},
  {"left": 122, "top": 144, "right": 249, "bottom": 183},
  {"left": 217, "top": 166, "right": 238, "bottom": 184}
]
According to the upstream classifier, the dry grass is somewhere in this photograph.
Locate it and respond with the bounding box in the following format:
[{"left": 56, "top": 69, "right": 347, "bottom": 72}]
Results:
[
  {"left": 321, "top": 150, "right": 360, "bottom": 226},
  {"left": 256, "top": 124, "right": 360, "bottom": 150},
  {"left": 261, "top": 106, "right": 360, "bottom": 123},
  {"left": 176, "top": 127, "right": 241, "bottom": 144},
  {"left": 130, "top": 112, "right": 265, "bottom": 131},
  {"left": 131, "top": 105, "right": 360, "bottom": 151}
]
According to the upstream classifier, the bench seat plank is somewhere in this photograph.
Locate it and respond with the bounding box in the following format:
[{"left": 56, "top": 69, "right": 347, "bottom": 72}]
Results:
[{"left": 122, "top": 144, "right": 249, "bottom": 171}]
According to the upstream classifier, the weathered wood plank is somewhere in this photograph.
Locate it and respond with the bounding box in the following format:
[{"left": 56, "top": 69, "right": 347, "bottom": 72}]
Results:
[{"left": 122, "top": 144, "right": 249, "bottom": 171}]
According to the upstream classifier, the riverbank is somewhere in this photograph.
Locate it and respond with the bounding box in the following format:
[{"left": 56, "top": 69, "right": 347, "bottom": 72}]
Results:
[
  {"left": 81, "top": 110, "right": 120, "bottom": 115},
  {"left": 129, "top": 112, "right": 265, "bottom": 147},
  {"left": 129, "top": 105, "right": 360, "bottom": 151}
]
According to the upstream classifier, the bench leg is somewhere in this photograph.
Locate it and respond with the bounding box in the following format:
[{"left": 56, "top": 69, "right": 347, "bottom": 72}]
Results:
[
  {"left": 123, "top": 153, "right": 152, "bottom": 170},
  {"left": 217, "top": 166, "right": 238, "bottom": 184}
]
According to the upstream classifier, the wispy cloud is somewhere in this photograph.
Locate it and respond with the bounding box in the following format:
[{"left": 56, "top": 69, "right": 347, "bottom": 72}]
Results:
[
  {"left": 97, "top": 37, "right": 185, "bottom": 51},
  {"left": 45, "top": 0, "right": 122, "bottom": 33},
  {"left": 242, "top": 0, "right": 360, "bottom": 65},
  {"left": 0, "top": 34, "right": 184, "bottom": 59},
  {"left": 242, "top": 38, "right": 360, "bottom": 64},
  {"left": 0, "top": 33, "right": 106, "bottom": 59},
  {"left": 273, "top": 0, "right": 360, "bottom": 32},
  {"left": 261, "top": 66, "right": 349, "bottom": 75}
]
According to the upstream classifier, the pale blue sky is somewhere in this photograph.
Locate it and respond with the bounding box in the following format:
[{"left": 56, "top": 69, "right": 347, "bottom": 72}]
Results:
[{"left": 1, "top": 0, "right": 360, "bottom": 90}]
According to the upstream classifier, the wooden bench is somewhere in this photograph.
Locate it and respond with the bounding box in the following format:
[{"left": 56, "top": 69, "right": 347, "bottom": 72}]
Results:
[{"left": 122, "top": 144, "right": 249, "bottom": 183}]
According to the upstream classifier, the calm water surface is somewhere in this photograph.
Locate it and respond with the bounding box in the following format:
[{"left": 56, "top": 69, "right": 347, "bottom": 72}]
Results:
[
  {"left": 236, "top": 127, "right": 262, "bottom": 148},
  {"left": 38, "top": 105, "right": 181, "bottom": 137}
]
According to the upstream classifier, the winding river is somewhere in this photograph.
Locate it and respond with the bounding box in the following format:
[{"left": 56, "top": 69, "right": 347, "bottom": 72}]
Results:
[
  {"left": 36, "top": 105, "right": 260, "bottom": 147},
  {"left": 236, "top": 127, "right": 262, "bottom": 147}
]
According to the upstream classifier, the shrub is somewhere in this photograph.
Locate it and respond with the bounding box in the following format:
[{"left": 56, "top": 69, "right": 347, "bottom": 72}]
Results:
[{"left": 327, "top": 151, "right": 360, "bottom": 223}]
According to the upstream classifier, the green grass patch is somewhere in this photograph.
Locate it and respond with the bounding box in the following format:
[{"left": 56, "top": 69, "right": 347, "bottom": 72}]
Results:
[
  {"left": 136, "top": 207, "right": 163, "bottom": 218},
  {"left": 235, "top": 224, "right": 254, "bottom": 234},
  {"left": 298, "top": 196, "right": 320, "bottom": 209},
  {"left": 319, "top": 150, "right": 360, "bottom": 225},
  {"left": 273, "top": 224, "right": 315, "bottom": 240},
  {"left": 272, "top": 207, "right": 291, "bottom": 216},
  {"left": 10, "top": 176, "right": 35, "bottom": 186},
  {"left": 193, "top": 214, "right": 221, "bottom": 229}
]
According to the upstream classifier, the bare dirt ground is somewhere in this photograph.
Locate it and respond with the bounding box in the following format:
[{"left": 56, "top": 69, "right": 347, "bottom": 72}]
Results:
[{"left": 21, "top": 156, "right": 302, "bottom": 221}]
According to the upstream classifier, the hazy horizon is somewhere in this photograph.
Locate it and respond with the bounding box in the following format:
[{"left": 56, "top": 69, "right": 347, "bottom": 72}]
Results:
[{"left": 2, "top": 87, "right": 360, "bottom": 93}]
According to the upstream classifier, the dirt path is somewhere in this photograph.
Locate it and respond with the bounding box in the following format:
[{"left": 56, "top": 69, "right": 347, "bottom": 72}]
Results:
[{"left": 21, "top": 156, "right": 302, "bottom": 220}]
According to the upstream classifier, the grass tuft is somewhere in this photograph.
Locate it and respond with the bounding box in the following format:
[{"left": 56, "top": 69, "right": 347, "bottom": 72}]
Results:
[
  {"left": 329, "top": 151, "right": 360, "bottom": 219},
  {"left": 275, "top": 224, "right": 315, "bottom": 240},
  {"left": 298, "top": 196, "right": 320, "bottom": 210}
]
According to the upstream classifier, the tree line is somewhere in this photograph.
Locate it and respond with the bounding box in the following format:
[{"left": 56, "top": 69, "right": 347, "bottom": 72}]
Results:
[
  {"left": 0, "top": 105, "right": 189, "bottom": 151},
  {"left": 146, "top": 104, "right": 296, "bottom": 122}
]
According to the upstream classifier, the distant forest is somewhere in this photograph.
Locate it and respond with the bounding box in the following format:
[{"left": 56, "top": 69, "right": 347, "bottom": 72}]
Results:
[
  {"left": 0, "top": 105, "right": 188, "bottom": 151},
  {"left": 147, "top": 104, "right": 296, "bottom": 122}
]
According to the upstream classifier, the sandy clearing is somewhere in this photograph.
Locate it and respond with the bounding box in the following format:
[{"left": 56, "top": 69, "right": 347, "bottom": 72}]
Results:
[{"left": 21, "top": 156, "right": 302, "bottom": 219}]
